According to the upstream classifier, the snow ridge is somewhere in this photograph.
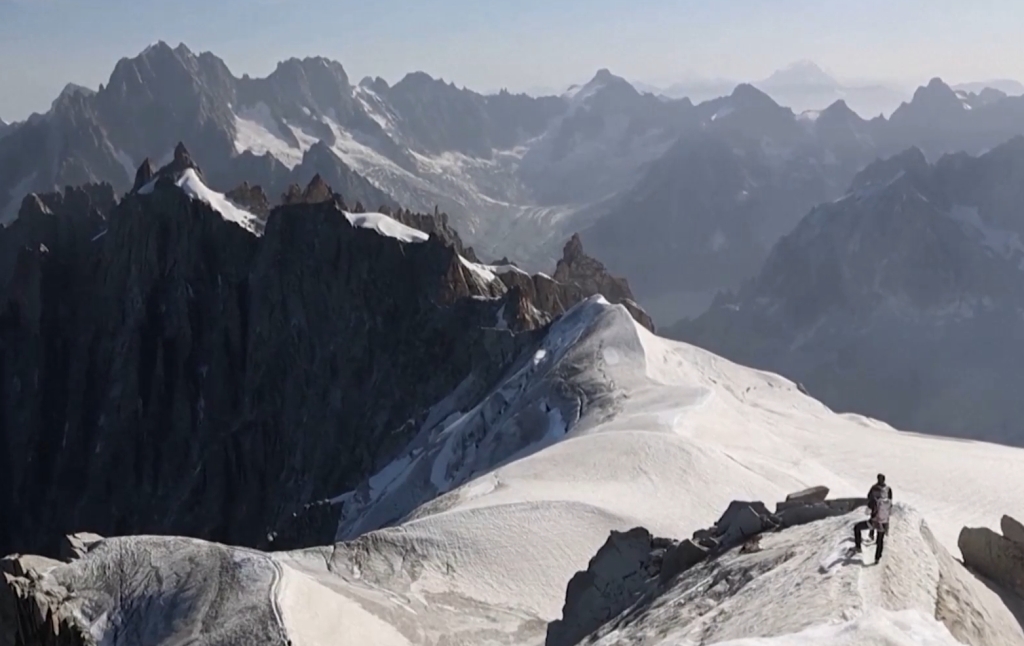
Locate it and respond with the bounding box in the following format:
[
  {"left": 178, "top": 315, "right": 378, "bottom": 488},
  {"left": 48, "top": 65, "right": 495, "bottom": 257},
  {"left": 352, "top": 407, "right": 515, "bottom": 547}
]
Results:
[
  {"left": 591, "top": 506, "right": 1022, "bottom": 645},
  {"left": 10, "top": 297, "right": 1024, "bottom": 646},
  {"left": 139, "top": 168, "right": 261, "bottom": 234}
]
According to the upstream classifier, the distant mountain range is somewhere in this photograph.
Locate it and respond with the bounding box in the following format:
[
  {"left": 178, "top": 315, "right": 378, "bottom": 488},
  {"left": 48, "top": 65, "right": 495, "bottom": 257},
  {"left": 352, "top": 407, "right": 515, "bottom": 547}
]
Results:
[
  {"left": 670, "top": 139, "right": 1024, "bottom": 445},
  {"left": 630, "top": 62, "right": 1024, "bottom": 119},
  {"left": 632, "top": 62, "right": 908, "bottom": 118},
  {"left": 4, "top": 45, "right": 1024, "bottom": 326},
  {"left": 6, "top": 47, "right": 1024, "bottom": 646}
]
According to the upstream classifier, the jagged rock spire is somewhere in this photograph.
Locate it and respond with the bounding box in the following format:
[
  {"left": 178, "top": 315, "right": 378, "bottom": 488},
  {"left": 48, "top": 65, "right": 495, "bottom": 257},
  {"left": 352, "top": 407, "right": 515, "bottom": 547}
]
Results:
[
  {"left": 132, "top": 158, "right": 155, "bottom": 193},
  {"left": 562, "top": 233, "right": 585, "bottom": 263},
  {"left": 281, "top": 174, "right": 341, "bottom": 207},
  {"left": 225, "top": 182, "right": 271, "bottom": 218},
  {"left": 303, "top": 174, "right": 332, "bottom": 204},
  {"left": 173, "top": 141, "right": 192, "bottom": 167}
]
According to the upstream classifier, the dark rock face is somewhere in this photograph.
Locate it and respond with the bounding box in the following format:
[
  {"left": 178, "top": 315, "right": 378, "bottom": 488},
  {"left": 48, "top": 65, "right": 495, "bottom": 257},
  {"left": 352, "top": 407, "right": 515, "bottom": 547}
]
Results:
[
  {"left": 0, "top": 168, "right": 652, "bottom": 559},
  {"left": 552, "top": 233, "right": 655, "bottom": 332},
  {"left": 546, "top": 527, "right": 675, "bottom": 646},
  {"left": 224, "top": 182, "right": 271, "bottom": 218},
  {"left": 959, "top": 515, "right": 1024, "bottom": 599}
]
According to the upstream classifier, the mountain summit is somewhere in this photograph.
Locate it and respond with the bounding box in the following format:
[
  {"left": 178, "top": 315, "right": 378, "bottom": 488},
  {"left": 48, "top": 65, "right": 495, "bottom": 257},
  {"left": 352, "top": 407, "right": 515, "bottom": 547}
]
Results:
[{"left": 760, "top": 60, "right": 839, "bottom": 89}]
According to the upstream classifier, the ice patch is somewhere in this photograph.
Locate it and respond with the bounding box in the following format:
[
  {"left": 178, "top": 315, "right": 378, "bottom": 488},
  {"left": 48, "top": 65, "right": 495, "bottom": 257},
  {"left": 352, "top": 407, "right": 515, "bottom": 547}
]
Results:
[
  {"left": 459, "top": 255, "right": 498, "bottom": 283},
  {"left": 947, "top": 204, "right": 1024, "bottom": 262},
  {"left": 488, "top": 263, "right": 532, "bottom": 277},
  {"left": 343, "top": 211, "right": 428, "bottom": 243},
  {"left": 602, "top": 347, "right": 621, "bottom": 365},
  {"left": 139, "top": 169, "right": 261, "bottom": 234},
  {"left": 233, "top": 102, "right": 305, "bottom": 169},
  {"left": 712, "top": 105, "right": 736, "bottom": 121},
  {"left": 494, "top": 304, "right": 508, "bottom": 330},
  {"left": 797, "top": 110, "right": 821, "bottom": 123}
]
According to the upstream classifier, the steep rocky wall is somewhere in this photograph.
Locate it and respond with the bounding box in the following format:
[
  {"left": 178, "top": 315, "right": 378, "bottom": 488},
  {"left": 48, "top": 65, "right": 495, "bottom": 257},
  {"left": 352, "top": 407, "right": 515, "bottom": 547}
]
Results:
[
  {"left": 0, "top": 164, "right": 653, "bottom": 559},
  {"left": 959, "top": 515, "right": 1024, "bottom": 599}
]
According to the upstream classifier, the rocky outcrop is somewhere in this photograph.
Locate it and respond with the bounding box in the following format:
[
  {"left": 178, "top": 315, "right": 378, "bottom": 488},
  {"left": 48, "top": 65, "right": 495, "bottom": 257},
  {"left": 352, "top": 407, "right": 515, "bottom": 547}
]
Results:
[
  {"left": 0, "top": 168, "right": 651, "bottom": 559},
  {"left": 554, "top": 234, "right": 631, "bottom": 304},
  {"left": 483, "top": 235, "right": 656, "bottom": 334},
  {"left": 959, "top": 515, "right": 1024, "bottom": 598},
  {"left": 552, "top": 234, "right": 655, "bottom": 332},
  {"left": 1003, "top": 515, "right": 1024, "bottom": 545},
  {"left": 545, "top": 486, "right": 865, "bottom": 646},
  {"left": 546, "top": 528, "right": 675, "bottom": 646},
  {"left": 386, "top": 205, "right": 477, "bottom": 259},
  {"left": 58, "top": 533, "right": 103, "bottom": 563},
  {"left": 131, "top": 157, "right": 156, "bottom": 192},
  {"left": 1, "top": 552, "right": 87, "bottom": 646},
  {"left": 1, "top": 535, "right": 286, "bottom": 646},
  {"left": 224, "top": 182, "right": 271, "bottom": 218},
  {"left": 281, "top": 172, "right": 333, "bottom": 205}
]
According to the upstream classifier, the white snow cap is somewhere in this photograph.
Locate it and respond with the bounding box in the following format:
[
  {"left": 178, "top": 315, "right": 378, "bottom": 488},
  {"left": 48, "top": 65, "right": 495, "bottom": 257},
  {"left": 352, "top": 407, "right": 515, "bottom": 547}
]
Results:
[
  {"left": 343, "top": 211, "right": 428, "bottom": 243},
  {"left": 139, "top": 169, "right": 261, "bottom": 234}
]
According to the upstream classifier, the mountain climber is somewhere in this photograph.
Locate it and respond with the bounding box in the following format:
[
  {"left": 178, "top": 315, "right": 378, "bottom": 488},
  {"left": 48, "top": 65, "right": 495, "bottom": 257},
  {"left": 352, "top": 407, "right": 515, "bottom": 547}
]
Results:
[
  {"left": 866, "top": 473, "right": 893, "bottom": 541},
  {"left": 854, "top": 473, "right": 893, "bottom": 561}
]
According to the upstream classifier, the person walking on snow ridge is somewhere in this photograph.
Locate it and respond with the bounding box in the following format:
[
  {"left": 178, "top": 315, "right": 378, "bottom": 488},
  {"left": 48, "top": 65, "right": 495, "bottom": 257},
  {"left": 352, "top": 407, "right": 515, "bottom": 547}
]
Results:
[
  {"left": 866, "top": 473, "right": 893, "bottom": 541},
  {"left": 855, "top": 473, "right": 893, "bottom": 561}
]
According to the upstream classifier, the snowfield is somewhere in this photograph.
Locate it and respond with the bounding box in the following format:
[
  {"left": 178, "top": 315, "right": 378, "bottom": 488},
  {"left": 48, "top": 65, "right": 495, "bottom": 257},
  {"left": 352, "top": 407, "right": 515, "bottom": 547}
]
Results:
[
  {"left": 592, "top": 506, "right": 1020, "bottom": 645},
  {"left": 343, "top": 210, "right": 429, "bottom": 243},
  {"left": 225, "top": 93, "right": 653, "bottom": 269},
  {"left": 20, "top": 297, "right": 1024, "bottom": 645}
]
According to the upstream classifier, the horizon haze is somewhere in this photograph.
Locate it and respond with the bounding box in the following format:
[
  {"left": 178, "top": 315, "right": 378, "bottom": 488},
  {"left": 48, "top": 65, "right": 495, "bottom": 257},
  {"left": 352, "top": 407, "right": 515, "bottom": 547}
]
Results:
[{"left": 2, "top": 0, "right": 1024, "bottom": 120}]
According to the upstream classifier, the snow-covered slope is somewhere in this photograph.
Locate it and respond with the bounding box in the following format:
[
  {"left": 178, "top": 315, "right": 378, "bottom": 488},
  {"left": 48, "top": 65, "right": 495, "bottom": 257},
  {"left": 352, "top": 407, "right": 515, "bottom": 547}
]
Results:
[
  {"left": 343, "top": 211, "right": 429, "bottom": 243},
  {"left": 19, "top": 296, "right": 1024, "bottom": 645},
  {"left": 139, "top": 168, "right": 261, "bottom": 234},
  {"left": 590, "top": 505, "right": 1023, "bottom": 645}
]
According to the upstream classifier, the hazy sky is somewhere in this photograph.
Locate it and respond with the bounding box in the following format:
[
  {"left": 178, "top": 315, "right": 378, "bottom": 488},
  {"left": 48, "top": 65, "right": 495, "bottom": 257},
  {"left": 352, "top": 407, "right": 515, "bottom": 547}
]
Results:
[{"left": 1, "top": 0, "right": 1021, "bottom": 120}]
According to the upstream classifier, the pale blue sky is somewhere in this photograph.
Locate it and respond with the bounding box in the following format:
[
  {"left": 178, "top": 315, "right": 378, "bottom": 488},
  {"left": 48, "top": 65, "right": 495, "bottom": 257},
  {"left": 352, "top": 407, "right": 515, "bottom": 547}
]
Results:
[{"left": 1, "top": 0, "right": 1021, "bottom": 120}]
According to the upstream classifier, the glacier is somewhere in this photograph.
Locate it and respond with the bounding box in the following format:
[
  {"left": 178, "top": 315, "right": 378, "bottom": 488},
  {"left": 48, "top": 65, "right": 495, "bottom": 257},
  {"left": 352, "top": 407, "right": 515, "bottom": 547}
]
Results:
[{"left": 8, "top": 296, "right": 1024, "bottom": 645}]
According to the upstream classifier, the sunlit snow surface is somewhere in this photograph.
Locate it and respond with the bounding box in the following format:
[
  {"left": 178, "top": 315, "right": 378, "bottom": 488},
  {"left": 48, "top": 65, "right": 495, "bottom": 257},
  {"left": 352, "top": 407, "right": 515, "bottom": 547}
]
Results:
[
  {"left": 343, "top": 211, "right": 428, "bottom": 243},
  {"left": 138, "top": 169, "right": 424, "bottom": 244},
  {"left": 275, "top": 297, "right": 1024, "bottom": 644},
  {"left": 26, "top": 297, "right": 1024, "bottom": 645},
  {"left": 139, "top": 168, "right": 261, "bottom": 234}
]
